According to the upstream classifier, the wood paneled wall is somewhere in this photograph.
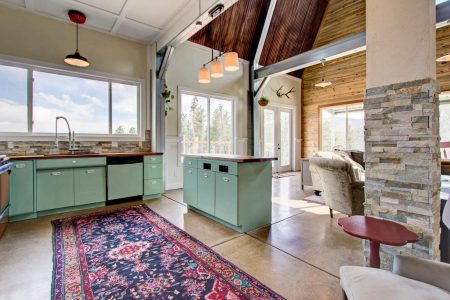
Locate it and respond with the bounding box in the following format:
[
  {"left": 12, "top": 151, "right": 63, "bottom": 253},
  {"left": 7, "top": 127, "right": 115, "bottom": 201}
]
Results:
[
  {"left": 302, "top": 0, "right": 450, "bottom": 157},
  {"left": 302, "top": 0, "right": 366, "bottom": 157}
]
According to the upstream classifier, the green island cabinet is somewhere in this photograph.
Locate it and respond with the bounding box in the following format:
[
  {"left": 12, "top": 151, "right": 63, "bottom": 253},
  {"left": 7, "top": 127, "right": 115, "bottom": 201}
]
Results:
[{"left": 182, "top": 155, "right": 274, "bottom": 233}]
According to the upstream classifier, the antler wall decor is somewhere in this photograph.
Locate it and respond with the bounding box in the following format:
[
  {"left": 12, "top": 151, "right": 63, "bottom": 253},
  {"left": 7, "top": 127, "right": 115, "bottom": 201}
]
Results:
[{"left": 273, "top": 86, "right": 295, "bottom": 99}]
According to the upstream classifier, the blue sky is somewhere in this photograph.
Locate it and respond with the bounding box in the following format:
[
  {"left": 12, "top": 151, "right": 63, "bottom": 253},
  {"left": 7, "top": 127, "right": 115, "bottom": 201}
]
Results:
[{"left": 0, "top": 65, "right": 138, "bottom": 134}]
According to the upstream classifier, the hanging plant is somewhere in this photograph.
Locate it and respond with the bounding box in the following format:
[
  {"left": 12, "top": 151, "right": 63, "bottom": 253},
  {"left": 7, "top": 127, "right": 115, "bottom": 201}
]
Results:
[
  {"left": 258, "top": 96, "right": 270, "bottom": 107},
  {"left": 161, "top": 83, "right": 174, "bottom": 115}
]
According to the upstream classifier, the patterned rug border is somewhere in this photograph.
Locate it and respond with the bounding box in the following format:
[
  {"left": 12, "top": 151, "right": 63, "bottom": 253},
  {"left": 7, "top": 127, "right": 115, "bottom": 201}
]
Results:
[{"left": 51, "top": 204, "right": 285, "bottom": 299}]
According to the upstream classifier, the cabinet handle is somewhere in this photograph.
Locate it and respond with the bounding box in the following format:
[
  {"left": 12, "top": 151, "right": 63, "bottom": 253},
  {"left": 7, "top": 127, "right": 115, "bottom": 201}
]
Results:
[
  {"left": 188, "top": 161, "right": 192, "bottom": 165},
  {"left": 188, "top": 170, "right": 193, "bottom": 174},
  {"left": 72, "top": 160, "right": 77, "bottom": 164},
  {"left": 152, "top": 180, "right": 157, "bottom": 184},
  {"left": 15, "top": 164, "right": 26, "bottom": 169},
  {"left": 151, "top": 165, "right": 157, "bottom": 169},
  {"left": 223, "top": 177, "right": 229, "bottom": 182},
  {"left": 203, "top": 173, "right": 208, "bottom": 178},
  {"left": 51, "top": 172, "right": 61, "bottom": 176},
  {"left": 151, "top": 157, "right": 156, "bottom": 161},
  {"left": 86, "top": 169, "right": 95, "bottom": 174}
]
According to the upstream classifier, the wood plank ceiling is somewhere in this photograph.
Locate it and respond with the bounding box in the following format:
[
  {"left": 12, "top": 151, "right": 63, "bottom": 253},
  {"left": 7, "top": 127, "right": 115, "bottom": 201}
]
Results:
[{"left": 189, "top": 0, "right": 328, "bottom": 78}]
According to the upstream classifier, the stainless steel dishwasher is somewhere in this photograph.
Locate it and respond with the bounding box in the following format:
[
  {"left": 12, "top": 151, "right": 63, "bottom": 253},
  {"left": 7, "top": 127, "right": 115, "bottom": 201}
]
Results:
[
  {"left": 0, "top": 156, "right": 12, "bottom": 239},
  {"left": 107, "top": 156, "right": 143, "bottom": 203}
]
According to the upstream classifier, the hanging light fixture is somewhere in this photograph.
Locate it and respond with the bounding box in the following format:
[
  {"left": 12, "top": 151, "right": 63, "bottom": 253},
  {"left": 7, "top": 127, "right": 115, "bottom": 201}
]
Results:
[
  {"left": 315, "top": 59, "right": 332, "bottom": 88},
  {"left": 198, "top": 65, "right": 211, "bottom": 83},
  {"left": 224, "top": 51, "right": 239, "bottom": 71},
  {"left": 197, "top": 4, "right": 239, "bottom": 83},
  {"left": 64, "top": 10, "right": 89, "bottom": 68}
]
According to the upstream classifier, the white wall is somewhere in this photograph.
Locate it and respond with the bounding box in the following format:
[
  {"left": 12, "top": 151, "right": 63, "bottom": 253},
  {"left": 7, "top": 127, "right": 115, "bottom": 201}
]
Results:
[
  {"left": 366, "top": 0, "right": 436, "bottom": 88},
  {"left": 259, "top": 75, "right": 302, "bottom": 170},
  {"left": 164, "top": 41, "right": 249, "bottom": 189}
]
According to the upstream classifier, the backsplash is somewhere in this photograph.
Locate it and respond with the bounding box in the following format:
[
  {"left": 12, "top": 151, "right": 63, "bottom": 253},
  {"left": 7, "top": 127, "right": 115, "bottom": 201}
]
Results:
[{"left": 0, "top": 130, "right": 151, "bottom": 156}]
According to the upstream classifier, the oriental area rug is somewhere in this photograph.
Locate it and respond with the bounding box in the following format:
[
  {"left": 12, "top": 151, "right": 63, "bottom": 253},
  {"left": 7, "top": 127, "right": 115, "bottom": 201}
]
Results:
[{"left": 51, "top": 204, "right": 284, "bottom": 299}]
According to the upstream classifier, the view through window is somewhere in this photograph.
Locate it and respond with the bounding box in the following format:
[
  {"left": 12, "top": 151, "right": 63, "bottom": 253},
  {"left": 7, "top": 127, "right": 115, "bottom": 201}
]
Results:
[
  {"left": 0, "top": 62, "right": 140, "bottom": 136},
  {"left": 321, "top": 103, "right": 364, "bottom": 151},
  {"left": 180, "top": 91, "right": 233, "bottom": 156},
  {"left": 440, "top": 93, "right": 450, "bottom": 160}
]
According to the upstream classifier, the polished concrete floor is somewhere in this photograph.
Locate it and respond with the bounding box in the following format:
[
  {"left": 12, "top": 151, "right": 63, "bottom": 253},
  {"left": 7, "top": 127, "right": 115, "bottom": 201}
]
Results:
[{"left": 0, "top": 173, "right": 363, "bottom": 300}]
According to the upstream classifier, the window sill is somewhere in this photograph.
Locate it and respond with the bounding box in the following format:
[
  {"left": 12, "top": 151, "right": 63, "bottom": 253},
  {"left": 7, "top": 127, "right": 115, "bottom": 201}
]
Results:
[{"left": 0, "top": 134, "right": 146, "bottom": 143}]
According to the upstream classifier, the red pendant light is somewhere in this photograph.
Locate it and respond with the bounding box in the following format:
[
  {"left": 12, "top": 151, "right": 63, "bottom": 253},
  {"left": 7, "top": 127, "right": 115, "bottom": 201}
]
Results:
[{"left": 64, "top": 10, "right": 90, "bottom": 68}]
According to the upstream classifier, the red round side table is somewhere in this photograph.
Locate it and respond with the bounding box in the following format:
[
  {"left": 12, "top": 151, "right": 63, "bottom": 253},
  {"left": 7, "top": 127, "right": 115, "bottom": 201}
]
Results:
[{"left": 338, "top": 216, "right": 419, "bottom": 268}]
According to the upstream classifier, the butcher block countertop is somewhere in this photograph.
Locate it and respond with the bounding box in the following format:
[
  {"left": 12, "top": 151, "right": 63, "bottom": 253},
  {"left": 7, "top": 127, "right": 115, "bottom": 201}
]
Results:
[
  {"left": 8, "top": 151, "right": 163, "bottom": 161},
  {"left": 181, "top": 153, "right": 277, "bottom": 163}
]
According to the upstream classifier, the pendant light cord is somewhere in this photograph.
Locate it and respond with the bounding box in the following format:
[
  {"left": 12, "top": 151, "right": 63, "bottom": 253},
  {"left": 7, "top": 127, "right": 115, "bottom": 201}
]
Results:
[
  {"left": 219, "top": 13, "right": 223, "bottom": 55},
  {"left": 76, "top": 23, "right": 79, "bottom": 52}
]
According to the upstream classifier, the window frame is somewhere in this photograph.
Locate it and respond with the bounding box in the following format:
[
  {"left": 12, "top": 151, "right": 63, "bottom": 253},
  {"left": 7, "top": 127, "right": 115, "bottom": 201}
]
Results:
[
  {"left": 177, "top": 87, "right": 236, "bottom": 166},
  {"left": 0, "top": 55, "right": 145, "bottom": 141},
  {"left": 319, "top": 101, "right": 364, "bottom": 151}
]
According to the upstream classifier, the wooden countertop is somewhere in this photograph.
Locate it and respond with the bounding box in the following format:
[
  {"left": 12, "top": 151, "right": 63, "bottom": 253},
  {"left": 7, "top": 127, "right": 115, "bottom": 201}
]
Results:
[
  {"left": 8, "top": 151, "right": 163, "bottom": 161},
  {"left": 181, "top": 153, "right": 277, "bottom": 163}
]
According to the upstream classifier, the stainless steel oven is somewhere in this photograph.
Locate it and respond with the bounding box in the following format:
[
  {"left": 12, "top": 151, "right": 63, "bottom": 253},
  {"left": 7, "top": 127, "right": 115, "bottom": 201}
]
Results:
[{"left": 0, "top": 157, "right": 12, "bottom": 238}]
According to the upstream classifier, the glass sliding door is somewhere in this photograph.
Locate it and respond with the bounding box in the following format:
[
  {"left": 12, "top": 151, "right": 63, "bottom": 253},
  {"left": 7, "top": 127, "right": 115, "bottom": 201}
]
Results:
[{"left": 261, "top": 106, "right": 293, "bottom": 173}]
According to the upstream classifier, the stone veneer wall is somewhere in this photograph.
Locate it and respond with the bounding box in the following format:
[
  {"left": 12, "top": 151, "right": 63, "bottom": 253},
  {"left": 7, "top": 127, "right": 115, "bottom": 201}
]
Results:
[
  {"left": 364, "top": 78, "right": 441, "bottom": 269},
  {"left": 0, "top": 130, "right": 151, "bottom": 156}
]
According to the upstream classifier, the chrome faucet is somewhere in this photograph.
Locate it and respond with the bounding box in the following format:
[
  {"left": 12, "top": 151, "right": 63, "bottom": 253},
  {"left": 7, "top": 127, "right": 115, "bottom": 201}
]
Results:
[{"left": 55, "top": 116, "right": 78, "bottom": 153}]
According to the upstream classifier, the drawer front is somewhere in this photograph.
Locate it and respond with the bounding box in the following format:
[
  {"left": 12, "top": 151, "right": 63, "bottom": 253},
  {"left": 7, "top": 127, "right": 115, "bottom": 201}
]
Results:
[
  {"left": 213, "top": 161, "right": 238, "bottom": 176},
  {"left": 198, "top": 159, "right": 216, "bottom": 171},
  {"left": 107, "top": 163, "right": 143, "bottom": 200},
  {"left": 183, "top": 157, "right": 198, "bottom": 168},
  {"left": 144, "top": 163, "right": 163, "bottom": 180},
  {"left": 74, "top": 167, "right": 106, "bottom": 205},
  {"left": 10, "top": 160, "right": 34, "bottom": 216},
  {"left": 197, "top": 170, "right": 215, "bottom": 215},
  {"left": 36, "top": 169, "right": 74, "bottom": 211},
  {"left": 144, "top": 179, "right": 164, "bottom": 195},
  {"left": 215, "top": 174, "right": 238, "bottom": 225},
  {"left": 183, "top": 167, "right": 197, "bottom": 207},
  {"left": 36, "top": 157, "right": 106, "bottom": 170},
  {"left": 144, "top": 155, "right": 163, "bottom": 164}
]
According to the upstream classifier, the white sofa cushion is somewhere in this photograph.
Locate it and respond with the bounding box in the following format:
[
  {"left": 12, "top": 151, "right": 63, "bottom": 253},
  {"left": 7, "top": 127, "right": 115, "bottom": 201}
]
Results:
[{"left": 340, "top": 266, "right": 450, "bottom": 300}]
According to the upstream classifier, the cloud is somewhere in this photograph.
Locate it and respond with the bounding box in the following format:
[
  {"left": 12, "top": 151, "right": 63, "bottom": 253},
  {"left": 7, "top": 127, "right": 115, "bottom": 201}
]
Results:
[{"left": 0, "top": 97, "right": 27, "bottom": 132}]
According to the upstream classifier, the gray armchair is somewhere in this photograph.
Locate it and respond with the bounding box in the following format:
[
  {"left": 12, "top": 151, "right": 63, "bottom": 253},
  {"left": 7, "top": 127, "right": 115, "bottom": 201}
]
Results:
[
  {"left": 309, "top": 157, "right": 365, "bottom": 218},
  {"left": 340, "top": 255, "right": 450, "bottom": 299}
]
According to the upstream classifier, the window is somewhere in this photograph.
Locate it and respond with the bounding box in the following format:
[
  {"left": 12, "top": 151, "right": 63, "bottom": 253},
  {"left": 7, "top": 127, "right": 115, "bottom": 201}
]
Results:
[
  {"left": 0, "top": 60, "right": 142, "bottom": 138},
  {"left": 180, "top": 90, "right": 234, "bottom": 156},
  {"left": 321, "top": 103, "right": 364, "bottom": 151},
  {"left": 440, "top": 93, "right": 450, "bottom": 160}
]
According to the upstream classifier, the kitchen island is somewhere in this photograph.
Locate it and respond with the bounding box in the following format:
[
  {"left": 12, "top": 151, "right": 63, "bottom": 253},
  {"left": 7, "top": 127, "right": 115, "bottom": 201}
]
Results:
[{"left": 182, "top": 154, "right": 276, "bottom": 233}]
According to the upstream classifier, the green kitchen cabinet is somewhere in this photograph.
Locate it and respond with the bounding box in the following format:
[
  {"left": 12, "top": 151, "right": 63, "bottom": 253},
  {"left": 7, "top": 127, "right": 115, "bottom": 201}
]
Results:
[
  {"left": 144, "top": 163, "right": 163, "bottom": 180},
  {"left": 74, "top": 167, "right": 106, "bottom": 205},
  {"left": 37, "top": 169, "right": 74, "bottom": 211},
  {"left": 107, "top": 163, "right": 143, "bottom": 200},
  {"left": 215, "top": 173, "right": 238, "bottom": 225},
  {"left": 197, "top": 169, "right": 215, "bottom": 215},
  {"left": 144, "top": 179, "right": 164, "bottom": 195},
  {"left": 10, "top": 160, "right": 34, "bottom": 216},
  {"left": 183, "top": 167, "right": 198, "bottom": 207}
]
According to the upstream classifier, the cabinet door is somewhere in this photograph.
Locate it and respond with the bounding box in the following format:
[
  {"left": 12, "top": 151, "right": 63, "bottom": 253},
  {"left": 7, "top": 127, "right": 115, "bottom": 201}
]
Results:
[
  {"left": 197, "top": 170, "right": 215, "bottom": 215},
  {"left": 107, "top": 163, "right": 143, "bottom": 200},
  {"left": 215, "top": 173, "right": 238, "bottom": 225},
  {"left": 10, "top": 161, "right": 34, "bottom": 216},
  {"left": 183, "top": 167, "right": 197, "bottom": 207},
  {"left": 74, "top": 167, "right": 106, "bottom": 205},
  {"left": 37, "top": 169, "right": 74, "bottom": 211}
]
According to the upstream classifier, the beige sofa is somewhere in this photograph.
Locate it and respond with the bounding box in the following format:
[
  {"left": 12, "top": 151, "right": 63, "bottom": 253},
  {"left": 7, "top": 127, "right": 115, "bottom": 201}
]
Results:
[
  {"left": 309, "top": 157, "right": 365, "bottom": 217},
  {"left": 310, "top": 151, "right": 365, "bottom": 194}
]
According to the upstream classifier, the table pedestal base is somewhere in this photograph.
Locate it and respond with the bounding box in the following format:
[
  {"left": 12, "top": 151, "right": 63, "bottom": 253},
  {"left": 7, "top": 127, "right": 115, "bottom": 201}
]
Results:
[{"left": 369, "top": 241, "right": 380, "bottom": 268}]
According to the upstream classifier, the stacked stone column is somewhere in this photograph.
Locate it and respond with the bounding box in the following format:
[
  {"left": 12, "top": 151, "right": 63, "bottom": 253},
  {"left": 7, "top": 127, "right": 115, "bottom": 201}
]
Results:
[{"left": 364, "top": 78, "right": 441, "bottom": 269}]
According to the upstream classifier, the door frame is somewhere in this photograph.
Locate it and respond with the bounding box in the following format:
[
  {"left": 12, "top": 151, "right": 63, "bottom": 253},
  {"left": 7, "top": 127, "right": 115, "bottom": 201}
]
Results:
[{"left": 259, "top": 102, "right": 297, "bottom": 173}]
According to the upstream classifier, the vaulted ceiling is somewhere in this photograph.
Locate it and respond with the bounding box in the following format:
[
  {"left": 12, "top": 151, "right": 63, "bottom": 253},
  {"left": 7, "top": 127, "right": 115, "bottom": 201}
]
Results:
[{"left": 189, "top": 0, "right": 329, "bottom": 78}]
